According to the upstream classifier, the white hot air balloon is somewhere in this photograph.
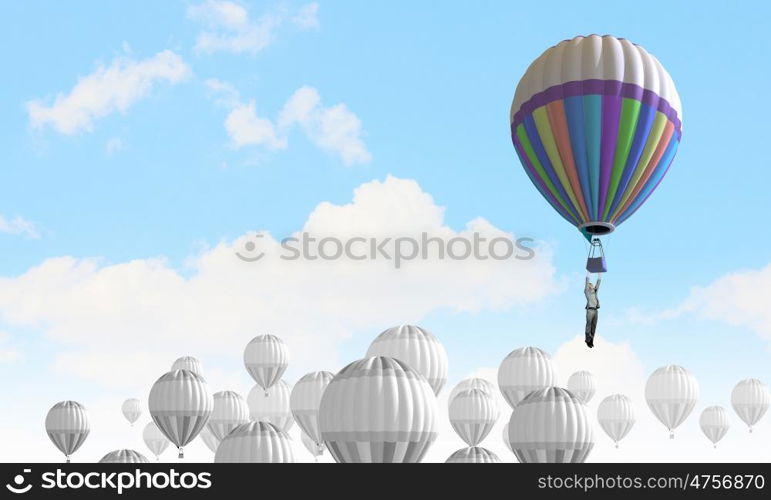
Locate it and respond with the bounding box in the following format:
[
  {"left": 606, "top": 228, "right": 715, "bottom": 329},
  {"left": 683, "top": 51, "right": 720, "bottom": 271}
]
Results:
[
  {"left": 301, "top": 431, "right": 326, "bottom": 461},
  {"left": 700, "top": 406, "right": 730, "bottom": 448},
  {"left": 449, "top": 378, "right": 497, "bottom": 404},
  {"left": 149, "top": 369, "right": 213, "bottom": 458},
  {"left": 366, "top": 325, "right": 448, "bottom": 395},
  {"left": 121, "top": 398, "right": 142, "bottom": 426},
  {"left": 498, "top": 347, "right": 558, "bottom": 409},
  {"left": 445, "top": 446, "right": 501, "bottom": 463},
  {"left": 645, "top": 365, "right": 699, "bottom": 439},
  {"left": 731, "top": 378, "right": 770, "bottom": 433},
  {"left": 244, "top": 334, "right": 289, "bottom": 394},
  {"left": 597, "top": 394, "right": 635, "bottom": 448},
  {"left": 248, "top": 380, "right": 294, "bottom": 433},
  {"left": 214, "top": 421, "right": 294, "bottom": 463},
  {"left": 508, "top": 387, "right": 594, "bottom": 463},
  {"left": 171, "top": 356, "right": 202, "bottom": 375},
  {"left": 199, "top": 426, "right": 220, "bottom": 454},
  {"left": 567, "top": 371, "right": 597, "bottom": 404},
  {"left": 208, "top": 391, "right": 249, "bottom": 442},
  {"left": 99, "top": 449, "right": 149, "bottom": 464},
  {"left": 502, "top": 422, "right": 513, "bottom": 453},
  {"left": 45, "top": 401, "right": 90, "bottom": 463},
  {"left": 143, "top": 421, "right": 170, "bottom": 460},
  {"left": 291, "top": 371, "right": 334, "bottom": 450},
  {"left": 319, "top": 356, "right": 437, "bottom": 463},
  {"left": 448, "top": 389, "right": 499, "bottom": 446}
]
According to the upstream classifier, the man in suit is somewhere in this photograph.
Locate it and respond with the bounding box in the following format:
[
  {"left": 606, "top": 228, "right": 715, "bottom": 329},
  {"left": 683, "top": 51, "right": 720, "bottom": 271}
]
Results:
[{"left": 585, "top": 272, "right": 602, "bottom": 348}]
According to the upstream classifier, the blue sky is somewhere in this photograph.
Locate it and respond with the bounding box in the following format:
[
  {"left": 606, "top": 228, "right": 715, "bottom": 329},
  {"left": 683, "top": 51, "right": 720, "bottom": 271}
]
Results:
[{"left": 1, "top": 0, "right": 770, "bottom": 462}]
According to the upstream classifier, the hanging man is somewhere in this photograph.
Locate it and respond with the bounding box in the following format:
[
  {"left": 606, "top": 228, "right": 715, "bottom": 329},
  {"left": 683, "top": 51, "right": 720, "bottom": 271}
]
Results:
[{"left": 584, "top": 272, "right": 601, "bottom": 348}]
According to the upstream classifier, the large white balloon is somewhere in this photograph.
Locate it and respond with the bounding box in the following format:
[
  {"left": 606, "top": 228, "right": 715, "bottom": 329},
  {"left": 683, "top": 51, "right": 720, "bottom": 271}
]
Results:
[
  {"left": 121, "top": 398, "right": 142, "bottom": 425},
  {"left": 149, "top": 369, "right": 213, "bottom": 458},
  {"left": 699, "top": 406, "right": 729, "bottom": 448},
  {"left": 208, "top": 391, "right": 249, "bottom": 441},
  {"left": 301, "top": 431, "right": 326, "bottom": 461},
  {"left": 645, "top": 365, "right": 699, "bottom": 438},
  {"left": 290, "top": 371, "right": 334, "bottom": 446},
  {"left": 597, "top": 394, "right": 635, "bottom": 448},
  {"left": 731, "top": 378, "right": 770, "bottom": 432},
  {"left": 445, "top": 446, "right": 501, "bottom": 463},
  {"left": 448, "top": 389, "right": 499, "bottom": 446},
  {"left": 99, "top": 449, "right": 149, "bottom": 463},
  {"left": 248, "top": 380, "right": 294, "bottom": 433},
  {"left": 171, "top": 356, "right": 202, "bottom": 375},
  {"left": 143, "top": 422, "right": 170, "bottom": 460},
  {"left": 199, "top": 426, "right": 220, "bottom": 454},
  {"left": 498, "top": 347, "right": 558, "bottom": 409},
  {"left": 366, "top": 325, "right": 448, "bottom": 395},
  {"left": 449, "top": 378, "right": 497, "bottom": 404},
  {"left": 567, "top": 371, "right": 597, "bottom": 404},
  {"left": 508, "top": 387, "right": 594, "bottom": 463},
  {"left": 214, "top": 421, "right": 294, "bottom": 463},
  {"left": 319, "top": 356, "right": 437, "bottom": 463},
  {"left": 45, "top": 401, "right": 90, "bottom": 463},
  {"left": 243, "top": 334, "right": 289, "bottom": 393}
]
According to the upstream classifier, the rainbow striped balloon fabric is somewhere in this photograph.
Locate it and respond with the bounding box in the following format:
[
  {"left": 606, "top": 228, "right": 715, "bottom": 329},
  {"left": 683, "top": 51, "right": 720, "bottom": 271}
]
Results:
[{"left": 510, "top": 35, "right": 682, "bottom": 235}]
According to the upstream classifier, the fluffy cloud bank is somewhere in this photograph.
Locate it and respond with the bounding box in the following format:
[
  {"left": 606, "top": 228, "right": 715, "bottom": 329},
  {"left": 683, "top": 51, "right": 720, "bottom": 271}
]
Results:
[
  {"left": 0, "top": 176, "right": 558, "bottom": 392},
  {"left": 27, "top": 51, "right": 191, "bottom": 134}
]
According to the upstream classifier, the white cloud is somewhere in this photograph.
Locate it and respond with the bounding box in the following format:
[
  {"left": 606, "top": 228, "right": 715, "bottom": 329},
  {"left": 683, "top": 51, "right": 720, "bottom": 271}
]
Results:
[
  {"left": 27, "top": 50, "right": 191, "bottom": 134},
  {"left": 105, "top": 137, "right": 126, "bottom": 155},
  {"left": 188, "top": 1, "right": 318, "bottom": 55},
  {"left": 0, "top": 214, "right": 39, "bottom": 239},
  {"left": 281, "top": 86, "right": 371, "bottom": 165},
  {"left": 0, "top": 176, "right": 557, "bottom": 391},
  {"left": 292, "top": 3, "right": 320, "bottom": 30},
  {"left": 0, "top": 331, "right": 22, "bottom": 363},
  {"left": 208, "top": 81, "right": 371, "bottom": 164}
]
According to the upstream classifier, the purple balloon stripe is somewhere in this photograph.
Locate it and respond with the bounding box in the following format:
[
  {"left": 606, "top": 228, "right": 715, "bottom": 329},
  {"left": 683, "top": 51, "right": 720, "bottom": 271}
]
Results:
[{"left": 512, "top": 79, "right": 681, "bottom": 137}]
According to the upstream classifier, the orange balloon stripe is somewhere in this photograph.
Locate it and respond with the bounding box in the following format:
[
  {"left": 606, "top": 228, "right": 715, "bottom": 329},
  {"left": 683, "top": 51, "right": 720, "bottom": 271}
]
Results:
[{"left": 545, "top": 101, "right": 589, "bottom": 221}]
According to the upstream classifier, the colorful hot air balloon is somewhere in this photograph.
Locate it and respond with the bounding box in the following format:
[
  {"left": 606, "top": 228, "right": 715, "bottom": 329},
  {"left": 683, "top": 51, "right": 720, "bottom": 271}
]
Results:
[
  {"left": 45, "top": 401, "right": 90, "bottom": 463},
  {"left": 449, "top": 378, "right": 497, "bottom": 403},
  {"left": 319, "top": 356, "right": 437, "bottom": 463},
  {"left": 143, "top": 422, "right": 170, "bottom": 460},
  {"left": 597, "top": 394, "right": 635, "bottom": 448},
  {"left": 645, "top": 365, "right": 699, "bottom": 439},
  {"left": 214, "top": 421, "right": 294, "bottom": 463},
  {"left": 731, "top": 378, "right": 770, "bottom": 433},
  {"left": 148, "top": 369, "right": 213, "bottom": 458},
  {"left": 121, "top": 398, "right": 142, "bottom": 426},
  {"left": 99, "top": 449, "right": 149, "bottom": 464},
  {"left": 700, "top": 406, "right": 730, "bottom": 448},
  {"left": 366, "top": 325, "right": 449, "bottom": 395},
  {"left": 448, "top": 389, "right": 499, "bottom": 446},
  {"left": 301, "top": 431, "right": 326, "bottom": 461},
  {"left": 507, "top": 387, "right": 594, "bottom": 463},
  {"left": 290, "top": 371, "right": 334, "bottom": 449},
  {"left": 510, "top": 34, "right": 682, "bottom": 236},
  {"left": 498, "top": 347, "right": 558, "bottom": 409},
  {"left": 445, "top": 447, "right": 501, "bottom": 464},
  {"left": 244, "top": 334, "right": 289, "bottom": 394},
  {"left": 567, "top": 371, "right": 597, "bottom": 404},
  {"left": 208, "top": 391, "right": 250, "bottom": 441},
  {"left": 247, "top": 380, "right": 294, "bottom": 433},
  {"left": 171, "top": 356, "right": 202, "bottom": 375}
]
